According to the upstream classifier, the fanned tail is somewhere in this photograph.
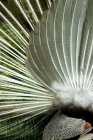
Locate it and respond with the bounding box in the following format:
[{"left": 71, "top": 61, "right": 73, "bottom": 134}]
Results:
[{"left": 0, "top": 1, "right": 53, "bottom": 139}]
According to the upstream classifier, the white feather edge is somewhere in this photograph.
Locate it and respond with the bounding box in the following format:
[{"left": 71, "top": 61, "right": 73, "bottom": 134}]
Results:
[{"left": 78, "top": 133, "right": 93, "bottom": 140}]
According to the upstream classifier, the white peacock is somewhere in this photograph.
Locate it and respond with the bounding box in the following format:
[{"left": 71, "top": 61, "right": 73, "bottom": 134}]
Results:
[{"left": 0, "top": 0, "right": 93, "bottom": 139}]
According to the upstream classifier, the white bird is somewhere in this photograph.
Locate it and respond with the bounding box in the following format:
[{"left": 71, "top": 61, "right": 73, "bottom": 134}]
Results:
[{"left": 0, "top": 0, "right": 93, "bottom": 139}]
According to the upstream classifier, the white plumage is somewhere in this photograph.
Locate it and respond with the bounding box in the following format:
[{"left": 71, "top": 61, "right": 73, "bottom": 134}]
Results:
[
  {"left": 51, "top": 82, "right": 93, "bottom": 110},
  {"left": 26, "top": 0, "right": 93, "bottom": 91},
  {"left": 0, "top": 0, "right": 93, "bottom": 139}
]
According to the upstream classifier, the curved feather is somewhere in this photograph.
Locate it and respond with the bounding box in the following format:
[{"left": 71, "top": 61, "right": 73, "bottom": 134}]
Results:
[{"left": 26, "top": 0, "right": 93, "bottom": 92}]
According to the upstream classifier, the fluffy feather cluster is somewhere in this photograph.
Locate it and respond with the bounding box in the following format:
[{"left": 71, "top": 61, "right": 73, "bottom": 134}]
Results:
[{"left": 51, "top": 81, "right": 93, "bottom": 111}]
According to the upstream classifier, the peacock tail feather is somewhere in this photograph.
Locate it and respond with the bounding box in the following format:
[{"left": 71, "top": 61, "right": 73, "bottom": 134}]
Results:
[
  {"left": 0, "top": 0, "right": 53, "bottom": 139},
  {"left": 0, "top": 0, "right": 93, "bottom": 140}
]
